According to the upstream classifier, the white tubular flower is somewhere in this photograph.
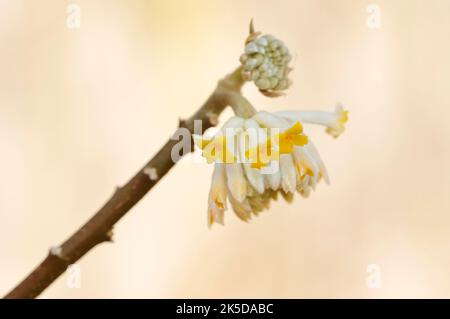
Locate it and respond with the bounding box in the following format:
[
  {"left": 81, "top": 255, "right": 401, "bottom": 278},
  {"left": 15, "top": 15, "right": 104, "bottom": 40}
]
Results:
[
  {"left": 225, "top": 162, "right": 247, "bottom": 203},
  {"left": 264, "top": 162, "right": 281, "bottom": 191},
  {"left": 207, "top": 163, "right": 227, "bottom": 225},
  {"left": 280, "top": 154, "right": 297, "bottom": 194},
  {"left": 239, "top": 126, "right": 265, "bottom": 194},
  {"left": 240, "top": 26, "right": 292, "bottom": 96},
  {"left": 276, "top": 103, "right": 349, "bottom": 138}
]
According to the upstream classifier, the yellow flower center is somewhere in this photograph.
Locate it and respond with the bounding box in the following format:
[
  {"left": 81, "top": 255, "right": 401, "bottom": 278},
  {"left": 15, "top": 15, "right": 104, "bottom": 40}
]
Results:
[
  {"left": 277, "top": 121, "right": 308, "bottom": 154},
  {"left": 245, "top": 138, "right": 279, "bottom": 169},
  {"left": 197, "top": 136, "right": 237, "bottom": 164}
]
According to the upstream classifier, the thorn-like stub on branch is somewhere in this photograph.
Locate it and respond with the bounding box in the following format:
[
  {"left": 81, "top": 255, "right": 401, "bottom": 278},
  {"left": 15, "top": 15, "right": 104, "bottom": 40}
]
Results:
[
  {"left": 50, "top": 245, "right": 62, "bottom": 257},
  {"left": 49, "top": 245, "right": 69, "bottom": 262},
  {"left": 206, "top": 111, "right": 219, "bottom": 126},
  {"left": 143, "top": 166, "right": 158, "bottom": 181},
  {"left": 249, "top": 18, "right": 255, "bottom": 34},
  {"left": 178, "top": 118, "right": 188, "bottom": 128},
  {"left": 246, "top": 19, "right": 261, "bottom": 44},
  {"left": 104, "top": 229, "right": 114, "bottom": 243}
]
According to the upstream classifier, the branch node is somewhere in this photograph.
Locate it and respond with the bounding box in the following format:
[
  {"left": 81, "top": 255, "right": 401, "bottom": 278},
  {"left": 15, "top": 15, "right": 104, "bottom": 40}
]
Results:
[
  {"left": 178, "top": 118, "right": 188, "bottom": 128},
  {"left": 49, "top": 245, "right": 62, "bottom": 257},
  {"left": 49, "top": 245, "right": 69, "bottom": 262},
  {"left": 143, "top": 166, "right": 158, "bottom": 181},
  {"left": 206, "top": 111, "right": 219, "bottom": 126},
  {"left": 104, "top": 229, "right": 114, "bottom": 243}
]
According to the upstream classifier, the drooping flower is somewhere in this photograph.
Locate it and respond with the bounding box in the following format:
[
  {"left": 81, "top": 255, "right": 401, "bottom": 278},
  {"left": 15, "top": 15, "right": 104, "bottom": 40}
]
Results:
[
  {"left": 194, "top": 106, "right": 348, "bottom": 227},
  {"left": 206, "top": 163, "right": 227, "bottom": 225},
  {"left": 193, "top": 22, "right": 348, "bottom": 226}
]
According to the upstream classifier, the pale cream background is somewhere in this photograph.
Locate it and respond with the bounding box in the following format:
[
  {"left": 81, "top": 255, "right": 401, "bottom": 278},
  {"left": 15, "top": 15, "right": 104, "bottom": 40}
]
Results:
[{"left": 1, "top": 0, "right": 449, "bottom": 298}]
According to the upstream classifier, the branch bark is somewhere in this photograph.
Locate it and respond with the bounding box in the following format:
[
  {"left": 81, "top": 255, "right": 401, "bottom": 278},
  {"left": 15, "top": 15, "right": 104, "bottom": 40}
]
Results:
[{"left": 4, "top": 67, "right": 245, "bottom": 299}]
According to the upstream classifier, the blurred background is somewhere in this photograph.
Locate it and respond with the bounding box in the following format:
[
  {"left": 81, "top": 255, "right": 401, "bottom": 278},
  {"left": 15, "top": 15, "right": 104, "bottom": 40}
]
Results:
[{"left": 1, "top": 0, "right": 449, "bottom": 298}]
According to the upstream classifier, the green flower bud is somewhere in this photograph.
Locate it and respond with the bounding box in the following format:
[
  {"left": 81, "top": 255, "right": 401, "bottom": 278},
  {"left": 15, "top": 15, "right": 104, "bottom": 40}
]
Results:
[{"left": 240, "top": 29, "right": 292, "bottom": 97}]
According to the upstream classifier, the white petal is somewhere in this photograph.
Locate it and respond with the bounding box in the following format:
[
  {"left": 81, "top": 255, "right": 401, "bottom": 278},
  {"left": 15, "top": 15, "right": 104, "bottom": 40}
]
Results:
[
  {"left": 244, "top": 118, "right": 269, "bottom": 145},
  {"left": 207, "top": 202, "right": 225, "bottom": 226},
  {"left": 221, "top": 116, "right": 245, "bottom": 130},
  {"left": 305, "top": 141, "right": 330, "bottom": 185},
  {"left": 252, "top": 111, "right": 289, "bottom": 129},
  {"left": 208, "top": 163, "right": 227, "bottom": 206},
  {"left": 292, "top": 145, "right": 320, "bottom": 178},
  {"left": 207, "top": 163, "right": 227, "bottom": 226},
  {"left": 217, "top": 116, "right": 245, "bottom": 163},
  {"left": 228, "top": 193, "right": 252, "bottom": 221},
  {"left": 275, "top": 110, "right": 336, "bottom": 126},
  {"left": 239, "top": 131, "right": 265, "bottom": 194},
  {"left": 225, "top": 163, "right": 247, "bottom": 202},
  {"left": 263, "top": 162, "right": 281, "bottom": 190},
  {"left": 280, "top": 154, "right": 297, "bottom": 193},
  {"left": 244, "top": 118, "right": 260, "bottom": 130},
  {"left": 243, "top": 166, "right": 265, "bottom": 194}
]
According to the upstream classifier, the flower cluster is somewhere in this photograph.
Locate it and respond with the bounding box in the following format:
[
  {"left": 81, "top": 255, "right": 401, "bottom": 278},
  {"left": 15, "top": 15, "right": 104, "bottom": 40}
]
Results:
[
  {"left": 193, "top": 22, "right": 349, "bottom": 226},
  {"left": 194, "top": 105, "right": 348, "bottom": 226}
]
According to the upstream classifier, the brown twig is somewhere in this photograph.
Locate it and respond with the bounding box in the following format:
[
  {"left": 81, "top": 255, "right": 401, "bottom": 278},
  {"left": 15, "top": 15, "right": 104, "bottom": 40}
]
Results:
[{"left": 4, "top": 67, "right": 245, "bottom": 299}]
